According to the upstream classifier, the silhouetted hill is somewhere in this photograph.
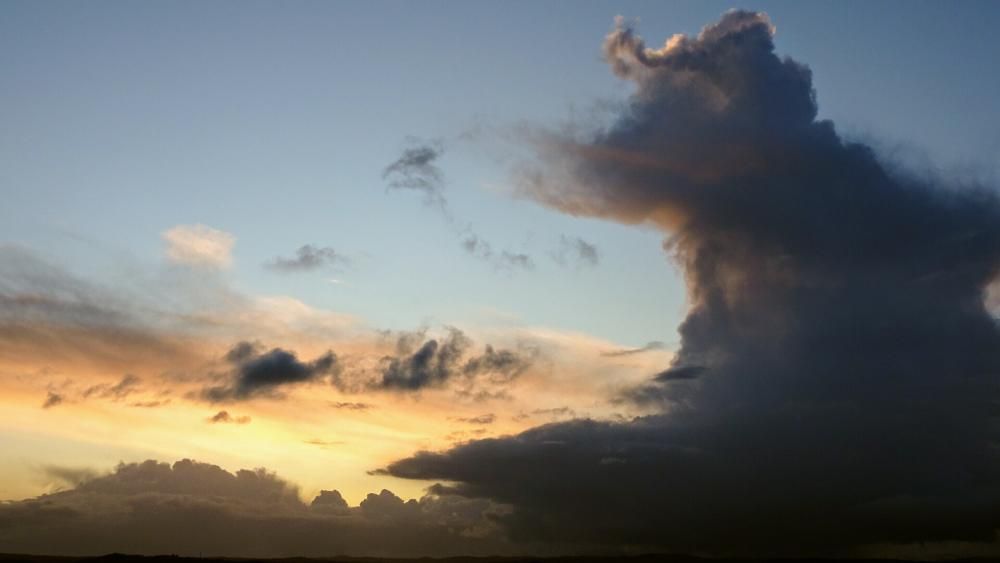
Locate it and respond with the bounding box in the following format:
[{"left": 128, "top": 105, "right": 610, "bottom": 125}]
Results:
[{"left": 1, "top": 554, "right": 996, "bottom": 563}]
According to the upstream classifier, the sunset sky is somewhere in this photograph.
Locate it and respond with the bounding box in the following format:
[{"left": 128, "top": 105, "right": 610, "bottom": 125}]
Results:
[{"left": 2, "top": 1, "right": 1000, "bottom": 559}]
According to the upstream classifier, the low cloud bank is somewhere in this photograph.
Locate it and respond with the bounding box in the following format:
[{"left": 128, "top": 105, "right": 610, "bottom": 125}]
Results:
[{"left": 0, "top": 459, "right": 514, "bottom": 558}]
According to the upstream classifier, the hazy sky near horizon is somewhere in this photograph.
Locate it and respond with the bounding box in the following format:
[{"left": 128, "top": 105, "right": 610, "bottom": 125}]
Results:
[{"left": 2, "top": 1, "right": 1000, "bottom": 559}]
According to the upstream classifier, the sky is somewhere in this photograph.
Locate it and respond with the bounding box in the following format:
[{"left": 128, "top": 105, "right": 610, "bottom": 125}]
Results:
[{"left": 1, "top": 0, "right": 1000, "bottom": 559}]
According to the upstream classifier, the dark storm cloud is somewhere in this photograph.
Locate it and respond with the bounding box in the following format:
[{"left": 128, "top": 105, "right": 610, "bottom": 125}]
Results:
[
  {"left": 550, "top": 235, "right": 600, "bottom": 267},
  {"left": 0, "top": 459, "right": 512, "bottom": 558},
  {"left": 375, "top": 329, "right": 534, "bottom": 392},
  {"left": 653, "top": 365, "right": 704, "bottom": 382},
  {"left": 200, "top": 342, "right": 340, "bottom": 402},
  {"left": 207, "top": 410, "right": 251, "bottom": 424},
  {"left": 613, "top": 365, "right": 707, "bottom": 407},
  {"left": 310, "top": 489, "right": 349, "bottom": 511},
  {"left": 265, "top": 244, "right": 349, "bottom": 273},
  {"left": 387, "top": 11, "right": 1000, "bottom": 556}
]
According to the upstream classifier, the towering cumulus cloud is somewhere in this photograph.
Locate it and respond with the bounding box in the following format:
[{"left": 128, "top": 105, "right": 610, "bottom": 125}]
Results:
[{"left": 387, "top": 11, "right": 1000, "bottom": 556}]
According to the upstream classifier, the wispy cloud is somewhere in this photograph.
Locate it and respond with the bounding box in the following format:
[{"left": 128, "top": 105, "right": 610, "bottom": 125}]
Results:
[
  {"left": 382, "top": 138, "right": 447, "bottom": 207},
  {"left": 384, "top": 139, "right": 535, "bottom": 272},
  {"left": 601, "top": 340, "right": 667, "bottom": 357},
  {"left": 162, "top": 224, "right": 235, "bottom": 269},
  {"left": 550, "top": 235, "right": 599, "bottom": 268},
  {"left": 266, "top": 245, "right": 349, "bottom": 273},
  {"left": 452, "top": 413, "right": 495, "bottom": 425},
  {"left": 41, "top": 391, "right": 63, "bottom": 409},
  {"left": 207, "top": 410, "right": 251, "bottom": 424}
]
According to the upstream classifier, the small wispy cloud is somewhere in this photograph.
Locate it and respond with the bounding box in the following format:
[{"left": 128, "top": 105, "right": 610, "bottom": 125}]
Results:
[
  {"left": 207, "top": 410, "right": 251, "bottom": 424},
  {"left": 329, "top": 401, "right": 372, "bottom": 410},
  {"left": 82, "top": 374, "right": 141, "bottom": 401},
  {"left": 601, "top": 341, "right": 668, "bottom": 357},
  {"left": 266, "top": 245, "right": 349, "bottom": 273},
  {"left": 461, "top": 234, "right": 535, "bottom": 272},
  {"left": 162, "top": 224, "right": 235, "bottom": 269},
  {"left": 382, "top": 137, "right": 447, "bottom": 207},
  {"left": 384, "top": 139, "right": 536, "bottom": 273},
  {"left": 303, "top": 438, "right": 346, "bottom": 448},
  {"left": 551, "top": 235, "right": 599, "bottom": 268},
  {"left": 41, "top": 391, "right": 63, "bottom": 409},
  {"left": 452, "top": 413, "right": 496, "bottom": 425}
]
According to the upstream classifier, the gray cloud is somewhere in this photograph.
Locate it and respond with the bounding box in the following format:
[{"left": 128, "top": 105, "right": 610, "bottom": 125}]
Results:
[
  {"left": 376, "top": 328, "right": 472, "bottom": 391},
  {"left": 382, "top": 138, "right": 447, "bottom": 206},
  {"left": 375, "top": 329, "right": 533, "bottom": 392},
  {"left": 453, "top": 414, "right": 496, "bottom": 425},
  {"left": 200, "top": 342, "right": 340, "bottom": 402},
  {"left": 130, "top": 399, "right": 170, "bottom": 408},
  {"left": 387, "top": 11, "right": 1000, "bottom": 556},
  {"left": 303, "top": 438, "right": 345, "bottom": 448},
  {"left": 265, "top": 245, "right": 349, "bottom": 273},
  {"left": 461, "top": 234, "right": 535, "bottom": 272},
  {"left": 41, "top": 391, "right": 63, "bottom": 409},
  {"left": 42, "top": 465, "right": 99, "bottom": 488},
  {"left": 310, "top": 489, "right": 349, "bottom": 512},
  {"left": 0, "top": 459, "right": 513, "bottom": 558},
  {"left": 207, "top": 410, "right": 251, "bottom": 424},
  {"left": 551, "top": 235, "right": 599, "bottom": 268},
  {"left": 383, "top": 141, "right": 535, "bottom": 272},
  {"left": 600, "top": 340, "right": 667, "bottom": 357},
  {"left": 462, "top": 344, "right": 534, "bottom": 383},
  {"left": 82, "top": 374, "right": 141, "bottom": 401},
  {"left": 329, "top": 401, "right": 373, "bottom": 410}
]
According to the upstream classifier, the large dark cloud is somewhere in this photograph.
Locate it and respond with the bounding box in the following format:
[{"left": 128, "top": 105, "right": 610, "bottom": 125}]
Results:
[
  {"left": 386, "top": 11, "right": 1000, "bottom": 556},
  {"left": 200, "top": 342, "right": 340, "bottom": 402},
  {"left": 0, "top": 459, "right": 513, "bottom": 558},
  {"left": 375, "top": 329, "right": 533, "bottom": 392}
]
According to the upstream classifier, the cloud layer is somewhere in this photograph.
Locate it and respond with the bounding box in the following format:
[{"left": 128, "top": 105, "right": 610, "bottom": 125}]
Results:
[
  {"left": 387, "top": 11, "right": 1000, "bottom": 556},
  {"left": 0, "top": 459, "right": 512, "bottom": 558}
]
